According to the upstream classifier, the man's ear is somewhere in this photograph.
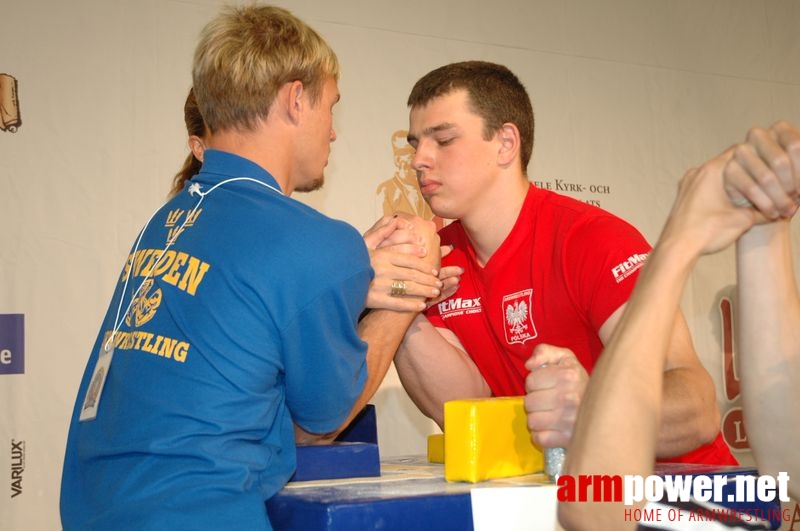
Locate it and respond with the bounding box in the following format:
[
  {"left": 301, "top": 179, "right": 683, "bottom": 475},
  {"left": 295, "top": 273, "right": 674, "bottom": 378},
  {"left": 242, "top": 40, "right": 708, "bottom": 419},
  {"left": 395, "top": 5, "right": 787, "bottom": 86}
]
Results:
[
  {"left": 188, "top": 135, "right": 206, "bottom": 161},
  {"left": 283, "top": 80, "right": 305, "bottom": 124},
  {"left": 496, "top": 123, "right": 521, "bottom": 168}
]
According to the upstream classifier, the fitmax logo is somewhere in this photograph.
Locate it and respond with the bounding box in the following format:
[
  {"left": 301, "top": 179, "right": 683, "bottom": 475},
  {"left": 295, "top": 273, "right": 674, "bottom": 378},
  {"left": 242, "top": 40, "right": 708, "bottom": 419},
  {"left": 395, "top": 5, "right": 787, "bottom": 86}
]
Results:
[
  {"left": 438, "top": 297, "right": 482, "bottom": 316},
  {"left": 10, "top": 439, "right": 24, "bottom": 498},
  {"left": 611, "top": 253, "right": 648, "bottom": 284}
]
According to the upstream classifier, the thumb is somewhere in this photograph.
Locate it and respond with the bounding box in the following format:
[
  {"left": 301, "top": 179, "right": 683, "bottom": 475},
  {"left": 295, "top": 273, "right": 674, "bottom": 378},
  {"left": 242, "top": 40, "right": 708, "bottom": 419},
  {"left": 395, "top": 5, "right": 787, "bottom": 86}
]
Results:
[{"left": 525, "top": 344, "right": 572, "bottom": 371}]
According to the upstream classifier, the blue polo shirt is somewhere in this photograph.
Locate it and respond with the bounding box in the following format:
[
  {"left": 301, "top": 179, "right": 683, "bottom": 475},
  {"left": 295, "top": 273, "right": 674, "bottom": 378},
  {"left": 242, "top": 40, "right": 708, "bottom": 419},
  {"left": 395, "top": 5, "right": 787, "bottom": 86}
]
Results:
[{"left": 61, "top": 150, "right": 372, "bottom": 530}]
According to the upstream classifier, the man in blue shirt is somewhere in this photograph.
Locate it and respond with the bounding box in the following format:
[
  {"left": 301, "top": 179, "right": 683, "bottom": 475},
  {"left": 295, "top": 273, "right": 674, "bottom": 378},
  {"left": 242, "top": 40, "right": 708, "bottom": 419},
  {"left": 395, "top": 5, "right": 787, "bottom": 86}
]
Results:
[{"left": 60, "top": 5, "right": 442, "bottom": 530}]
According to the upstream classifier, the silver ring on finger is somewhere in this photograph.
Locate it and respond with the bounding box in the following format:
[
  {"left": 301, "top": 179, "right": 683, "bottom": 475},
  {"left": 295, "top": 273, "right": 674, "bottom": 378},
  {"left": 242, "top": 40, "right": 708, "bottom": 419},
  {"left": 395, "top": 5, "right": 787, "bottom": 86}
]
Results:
[{"left": 731, "top": 196, "right": 753, "bottom": 208}]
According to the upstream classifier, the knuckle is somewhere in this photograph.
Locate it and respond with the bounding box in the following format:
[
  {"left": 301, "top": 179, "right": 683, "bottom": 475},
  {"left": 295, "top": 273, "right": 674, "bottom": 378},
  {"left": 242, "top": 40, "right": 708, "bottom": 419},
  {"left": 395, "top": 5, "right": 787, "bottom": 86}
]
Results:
[
  {"left": 743, "top": 180, "right": 762, "bottom": 198},
  {"left": 722, "top": 157, "right": 742, "bottom": 179},
  {"left": 732, "top": 143, "right": 751, "bottom": 161},
  {"left": 787, "top": 141, "right": 800, "bottom": 160},
  {"left": 560, "top": 368, "right": 579, "bottom": 385},
  {"left": 752, "top": 166, "right": 777, "bottom": 186},
  {"left": 772, "top": 119, "right": 790, "bottom": 132},
  {"left": 769, "top": 152, "right": 792, "bottom": 175},
  {"left": 745, "top": 126, "right": 768, "bottom": 143},
  {"left": 563, "top": 392, "right": 580, "bottom": 408}
]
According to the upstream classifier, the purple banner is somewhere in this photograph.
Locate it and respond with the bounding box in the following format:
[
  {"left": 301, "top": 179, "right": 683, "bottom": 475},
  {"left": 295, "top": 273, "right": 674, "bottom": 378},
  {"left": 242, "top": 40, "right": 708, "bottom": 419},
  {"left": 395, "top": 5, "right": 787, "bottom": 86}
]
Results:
[{"left": 0, "top": 314, "right": 24, "bottom": 375}]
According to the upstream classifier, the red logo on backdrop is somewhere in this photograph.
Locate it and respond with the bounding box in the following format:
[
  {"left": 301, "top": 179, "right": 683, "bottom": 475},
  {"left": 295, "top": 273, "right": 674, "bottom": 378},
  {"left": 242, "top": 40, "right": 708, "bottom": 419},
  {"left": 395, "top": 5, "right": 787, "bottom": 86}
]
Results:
[
  {"left": 502, "top": 289, "right": 537, "bottom": 345},
  {"left": 722, "top": 408, "right": 748, "bottom": 451},
  {"left": 719, "top": 297, "right": 749, "bottom": 450}
]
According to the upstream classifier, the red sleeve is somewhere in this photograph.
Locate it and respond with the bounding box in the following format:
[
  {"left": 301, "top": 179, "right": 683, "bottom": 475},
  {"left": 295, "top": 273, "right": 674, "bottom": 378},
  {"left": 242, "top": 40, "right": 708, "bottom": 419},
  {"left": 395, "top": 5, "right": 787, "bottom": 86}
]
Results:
[{"left": 562, "top": 213, "right": 652, "bottom": 331}]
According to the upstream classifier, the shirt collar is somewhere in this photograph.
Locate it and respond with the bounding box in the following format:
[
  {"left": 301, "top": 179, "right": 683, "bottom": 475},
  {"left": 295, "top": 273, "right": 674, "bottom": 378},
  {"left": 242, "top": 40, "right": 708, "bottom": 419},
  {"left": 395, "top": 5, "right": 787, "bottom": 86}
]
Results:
[{"left": 194, "top": 149, "right": 282, "bottom": 193}]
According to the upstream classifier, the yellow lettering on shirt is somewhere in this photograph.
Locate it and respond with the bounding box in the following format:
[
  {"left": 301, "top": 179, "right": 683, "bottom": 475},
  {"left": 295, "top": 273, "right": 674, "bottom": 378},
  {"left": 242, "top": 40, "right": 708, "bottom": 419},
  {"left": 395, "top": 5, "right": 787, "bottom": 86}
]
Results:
[
  {"left": 119, "top": 248, "right": 211, "bottom": 297},
  {"left": 101, "top": 330, "right": 191, "bottom": 364}
]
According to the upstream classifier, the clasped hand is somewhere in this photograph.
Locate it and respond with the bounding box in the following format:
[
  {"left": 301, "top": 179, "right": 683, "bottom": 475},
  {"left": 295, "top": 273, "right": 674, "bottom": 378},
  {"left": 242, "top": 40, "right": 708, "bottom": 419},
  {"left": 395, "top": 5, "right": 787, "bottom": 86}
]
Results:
[
  {"left": 363, "top": 214, "right": 461, "bottom": 312},
  {"left": 523, "top": 344, "right": 589, "bottom": 449}
]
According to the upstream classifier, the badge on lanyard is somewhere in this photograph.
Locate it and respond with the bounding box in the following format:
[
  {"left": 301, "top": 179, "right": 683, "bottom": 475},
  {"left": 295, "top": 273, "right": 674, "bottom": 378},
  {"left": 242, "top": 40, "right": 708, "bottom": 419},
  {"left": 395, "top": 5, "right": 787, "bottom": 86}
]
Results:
[{"left": 79, "top": 346, "right": 114, "bottom": 422}]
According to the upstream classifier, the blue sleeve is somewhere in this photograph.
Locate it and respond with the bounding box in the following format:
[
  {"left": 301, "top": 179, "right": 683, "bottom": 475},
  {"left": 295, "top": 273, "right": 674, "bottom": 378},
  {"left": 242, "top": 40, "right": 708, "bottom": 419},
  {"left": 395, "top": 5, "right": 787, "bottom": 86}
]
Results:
[{"left": 281, "top": 243, "right": 372, "bottom": 434}]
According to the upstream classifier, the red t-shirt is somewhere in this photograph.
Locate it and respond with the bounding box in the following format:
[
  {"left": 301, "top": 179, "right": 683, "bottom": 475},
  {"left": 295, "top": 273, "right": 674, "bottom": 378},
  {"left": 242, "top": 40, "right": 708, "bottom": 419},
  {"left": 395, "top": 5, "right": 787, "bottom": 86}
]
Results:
[{"left": 426, "top": 184, "right": 736, "bottom": 465}]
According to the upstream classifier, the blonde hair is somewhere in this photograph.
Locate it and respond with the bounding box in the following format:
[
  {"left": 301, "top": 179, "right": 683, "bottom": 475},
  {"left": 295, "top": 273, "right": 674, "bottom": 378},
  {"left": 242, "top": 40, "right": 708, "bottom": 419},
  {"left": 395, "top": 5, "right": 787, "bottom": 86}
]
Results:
[{"left": 192, "top": 4, "right": 339, "bottom": 133}]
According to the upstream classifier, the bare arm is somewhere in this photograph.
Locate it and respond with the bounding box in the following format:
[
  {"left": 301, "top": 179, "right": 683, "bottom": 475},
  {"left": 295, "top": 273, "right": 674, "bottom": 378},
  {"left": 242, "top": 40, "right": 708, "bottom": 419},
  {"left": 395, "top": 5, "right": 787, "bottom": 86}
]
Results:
[
  {"left": 559, "top": 148, "right": 755, "bottom": 530},
  {"left": 737, "top": 221, "right": 800, "bottom": 496},
  {"left": 730, "top": 121, "right": 800, "bottom": 496},
  {"left": 394, "top": 315, "right": 491, "bottom": 428},
  {"left": 599, "top": 305, "right": 720, "bottom": 458},
  {"left": 560, "top": 120, "right": 800, "bottom": 529},
  {"left": 559, "top": 122, "right": 800, "bottom": 529},
  {"left": 560, "top": 242, "right": 700, "bottom": 530},
  {"left": 523, "top": 272, "right": 719, "bottom": 456}
]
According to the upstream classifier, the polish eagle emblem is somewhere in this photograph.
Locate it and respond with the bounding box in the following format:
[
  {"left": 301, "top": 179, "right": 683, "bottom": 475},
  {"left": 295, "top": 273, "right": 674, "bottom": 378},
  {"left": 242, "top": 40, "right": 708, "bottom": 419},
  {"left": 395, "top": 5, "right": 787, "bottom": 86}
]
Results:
[
  {"left": 502, "top": 289, "right": 537, "bottom": 345},
  {"left": 506, "top": 300, "right": 529, "bottom": 336}
]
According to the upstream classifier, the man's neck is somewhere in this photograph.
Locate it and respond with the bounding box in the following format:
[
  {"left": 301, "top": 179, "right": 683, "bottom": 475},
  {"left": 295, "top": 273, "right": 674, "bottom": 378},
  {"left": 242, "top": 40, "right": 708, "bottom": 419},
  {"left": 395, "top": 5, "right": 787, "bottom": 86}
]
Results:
[
  {"left": 207, "top": 124, "right": 294, "bottom": 195},
  {"left": 461, "top": 177, "right": 530, "bottom": 267}
]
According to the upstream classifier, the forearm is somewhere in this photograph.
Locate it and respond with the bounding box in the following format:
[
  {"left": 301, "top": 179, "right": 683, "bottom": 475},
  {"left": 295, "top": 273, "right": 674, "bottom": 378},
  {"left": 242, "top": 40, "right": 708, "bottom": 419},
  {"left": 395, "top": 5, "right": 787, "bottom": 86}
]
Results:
[
  {"left": 736, "top": 221, "right": 800, "bottom": 489},
  {"left": 654, "top": 363, "right": 720, "bottom": 458},
  {"left": 394, "top": 314, "right": 490, "bottom": 428},
  {"left": 645, "top": 307, "right": 721, "bottom": 458},
  {"left": 349, "top": 309, "right": 419, "bottom": 427},
  {"left": 561, "top": 240, "right": 697, "bottom": 531}
]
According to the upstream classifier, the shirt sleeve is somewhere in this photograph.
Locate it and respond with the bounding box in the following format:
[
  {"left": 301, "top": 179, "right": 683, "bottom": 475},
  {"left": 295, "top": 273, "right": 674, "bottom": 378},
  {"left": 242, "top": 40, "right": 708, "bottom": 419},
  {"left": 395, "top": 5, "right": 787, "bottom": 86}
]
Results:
[
  {"left": 281, "top": 242, "right": 372, "bottom": 435},
  {"left": 562, "top": 213, "right": 652, "bottom": 332}
]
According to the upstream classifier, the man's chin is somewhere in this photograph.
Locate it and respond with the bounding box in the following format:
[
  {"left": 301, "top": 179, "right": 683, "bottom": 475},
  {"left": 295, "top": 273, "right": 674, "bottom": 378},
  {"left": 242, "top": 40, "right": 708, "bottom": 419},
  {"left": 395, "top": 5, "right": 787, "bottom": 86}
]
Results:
[
  {"left": 427, "top": 198, "right": 450, "bottom": 220},
  {"left": 296, "top": 177, "right": 324, "bottom": 193}
]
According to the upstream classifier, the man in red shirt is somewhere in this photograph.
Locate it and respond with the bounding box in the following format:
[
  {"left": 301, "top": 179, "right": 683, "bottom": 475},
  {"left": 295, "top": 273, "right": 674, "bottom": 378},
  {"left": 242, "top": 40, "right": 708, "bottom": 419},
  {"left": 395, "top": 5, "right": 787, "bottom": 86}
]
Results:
[{"left": 394, "top": 60, "right": 735, "bottom": 465}]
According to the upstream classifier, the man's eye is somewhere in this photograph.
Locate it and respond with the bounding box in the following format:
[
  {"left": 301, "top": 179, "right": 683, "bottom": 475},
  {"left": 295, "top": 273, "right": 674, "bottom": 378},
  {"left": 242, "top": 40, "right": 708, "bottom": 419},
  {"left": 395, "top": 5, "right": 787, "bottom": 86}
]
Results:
[{"left": 437, "top": 137, "right": 454, "bottom": 146}]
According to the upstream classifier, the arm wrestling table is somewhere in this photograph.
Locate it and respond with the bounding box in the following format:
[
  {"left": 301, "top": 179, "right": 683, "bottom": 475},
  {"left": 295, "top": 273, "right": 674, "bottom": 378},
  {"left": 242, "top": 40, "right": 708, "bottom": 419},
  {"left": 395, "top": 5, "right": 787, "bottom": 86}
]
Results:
[{"left": 267, "top": 456, "right": 783, "bottom": 531}]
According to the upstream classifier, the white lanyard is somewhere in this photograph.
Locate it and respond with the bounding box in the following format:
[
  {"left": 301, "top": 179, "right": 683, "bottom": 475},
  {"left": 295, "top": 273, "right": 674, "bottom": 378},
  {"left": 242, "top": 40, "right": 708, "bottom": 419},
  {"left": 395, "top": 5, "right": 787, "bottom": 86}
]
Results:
[
  {"left": 105, "top": 177, "right": 283, "bottom": 352},
  {"left": 80, "top": 176, "right": 283, "bottom": 422}
]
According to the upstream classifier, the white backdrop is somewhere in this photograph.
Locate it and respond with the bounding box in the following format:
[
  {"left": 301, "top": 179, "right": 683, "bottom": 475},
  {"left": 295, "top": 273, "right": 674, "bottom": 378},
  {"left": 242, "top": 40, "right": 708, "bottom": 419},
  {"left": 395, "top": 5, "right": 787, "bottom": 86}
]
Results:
[{"left": 1, "top": 1, "right": 799, "bottom": 529}]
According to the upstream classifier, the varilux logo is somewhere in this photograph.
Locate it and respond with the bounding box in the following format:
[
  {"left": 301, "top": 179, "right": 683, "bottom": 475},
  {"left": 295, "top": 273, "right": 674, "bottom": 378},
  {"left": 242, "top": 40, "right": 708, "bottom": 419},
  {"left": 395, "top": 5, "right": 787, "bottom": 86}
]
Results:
[{"left": 10, "top": 439, "right": 24, "bottom": 498}]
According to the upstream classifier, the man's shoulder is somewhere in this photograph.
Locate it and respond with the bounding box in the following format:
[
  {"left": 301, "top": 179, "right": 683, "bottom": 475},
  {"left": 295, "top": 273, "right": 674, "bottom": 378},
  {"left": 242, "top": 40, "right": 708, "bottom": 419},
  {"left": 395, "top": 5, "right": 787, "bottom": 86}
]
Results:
[
  {"left": 532, "top": 189, "right": 640, "bottom": 236},
  {"left": 277, "top": 198, "right": 364, "bottom": 242},
  {"left": 301, "top": 213, "right": 368, "bottom": 262},
  {"left": 535, "top": 187, "right": 613, "bottom": 219}
]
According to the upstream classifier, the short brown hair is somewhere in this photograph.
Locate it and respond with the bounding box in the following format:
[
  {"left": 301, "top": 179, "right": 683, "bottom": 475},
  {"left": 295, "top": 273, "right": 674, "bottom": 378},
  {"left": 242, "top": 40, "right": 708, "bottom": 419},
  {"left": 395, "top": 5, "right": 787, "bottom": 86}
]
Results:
[
  {"left": 192, "top": 5, "right": 339, "bottom": 133},
  {"left": 407, "top": 61, "right": 534, "bottom": 171}
]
